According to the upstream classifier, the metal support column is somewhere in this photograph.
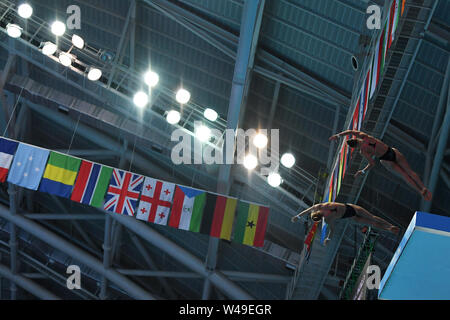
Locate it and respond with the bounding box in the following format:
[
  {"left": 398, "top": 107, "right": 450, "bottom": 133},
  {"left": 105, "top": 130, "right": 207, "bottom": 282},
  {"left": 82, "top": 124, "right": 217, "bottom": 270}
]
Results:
[
  {"left": 100, "top": 141, "right": 128, "bottom": 299},
  {"left": 202, "top": 0, "right": 264, "bottom": 300},
  {"left": 128, "top": 231, "right": 177, "bottom": 298},
  {"left": 8, "top": 184, "right": 17, "bottom": 300},
  {"left": 422, "top": 58, "right": 450, "bottom": 210},
  {"left": 422, "top": 76, "right": 450, "bottom": 212}
]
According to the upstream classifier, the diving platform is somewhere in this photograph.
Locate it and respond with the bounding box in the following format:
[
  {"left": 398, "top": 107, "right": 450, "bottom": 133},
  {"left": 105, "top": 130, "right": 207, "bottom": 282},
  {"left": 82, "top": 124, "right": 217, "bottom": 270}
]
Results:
[{"left": 378, "top": 211, "right": 450, "bottom": 300}]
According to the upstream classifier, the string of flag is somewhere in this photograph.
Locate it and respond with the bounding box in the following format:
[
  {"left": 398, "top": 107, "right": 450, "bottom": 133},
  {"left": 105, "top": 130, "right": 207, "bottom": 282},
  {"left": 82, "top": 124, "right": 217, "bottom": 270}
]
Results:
[
  {"left": 303, "top": 0, "right": 405, "bottom": 248},
  {"left": 0, "top": 137, "right": 269, "bottom": 248}
]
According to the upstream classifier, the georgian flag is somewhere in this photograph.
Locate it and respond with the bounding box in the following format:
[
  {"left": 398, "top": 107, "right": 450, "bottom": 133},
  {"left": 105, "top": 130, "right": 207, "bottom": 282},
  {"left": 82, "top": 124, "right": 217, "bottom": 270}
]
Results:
[{"left": 136, "top": 177, "right": 175, "bottom": 225}]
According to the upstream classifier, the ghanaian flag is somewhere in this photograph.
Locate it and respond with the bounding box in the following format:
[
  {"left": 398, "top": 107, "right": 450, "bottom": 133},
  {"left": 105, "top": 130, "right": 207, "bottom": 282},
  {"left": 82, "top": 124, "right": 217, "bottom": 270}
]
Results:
[
  {"left": 233, "top": 201, "right": 269, "bottom": 247},
  {"left": 39, "top": 152, "right": 81, "bottom": 198}
]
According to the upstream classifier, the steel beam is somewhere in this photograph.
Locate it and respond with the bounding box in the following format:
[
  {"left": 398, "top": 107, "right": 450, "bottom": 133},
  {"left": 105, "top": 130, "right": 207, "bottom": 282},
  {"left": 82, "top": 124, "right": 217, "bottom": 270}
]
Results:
[
  {"left": 8, "top": 184, "right": 17, "bottom": 300},
  {"left": 117, "top": 269, "right": 291, "bottom": 283},
  {"left": 143, "top": 0, "right": 350, "bottom": 107},
  {"left": 203, "top": 0, "right": 264, "bottom": 300},
  {"left": 422, "top": 77, "right": 450, "bottom": 212},
  {"left": 128, "top": 232, "right": 177, "bottom": 299},
  {"left": 23, "top": 214, "right": 105, "bottom": 220},
  {"left": 107, "top": 0, "right": 135, "bottom": 88},
  {"left": 142, "top": 0, "right": 236, "bottom": 59},
  {"left": 109, "top": 212, "right": 253, "bottom": 300},
  {"left": 423, "top": 58, "right": 450, "bottom": 190},
  {"left": 0, "top": 204, "right": 155, "bottom": 300},
  {"left": 0, "top": 263, "right": 60, "bottom": 300},
  {"left": 0, "top": 54, "right": 16, "bottom": 137},
  {"left": 267, "top": 79, "right": 281, "bottom": 131}
]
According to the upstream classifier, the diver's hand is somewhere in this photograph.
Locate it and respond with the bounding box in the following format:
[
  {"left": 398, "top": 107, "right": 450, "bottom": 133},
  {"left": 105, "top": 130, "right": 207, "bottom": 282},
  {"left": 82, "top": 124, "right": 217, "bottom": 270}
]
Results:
[{"left": 329, "top": 135, "right": 338, "bottom": 141}]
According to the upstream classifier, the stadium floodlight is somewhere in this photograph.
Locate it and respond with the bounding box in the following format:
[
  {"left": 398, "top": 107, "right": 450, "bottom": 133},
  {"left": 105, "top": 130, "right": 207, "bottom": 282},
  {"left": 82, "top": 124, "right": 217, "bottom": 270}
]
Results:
[
  {"left": 176, "top": 88, "right": 191, "bottom": 104},
  {"left": 42, "top": 42, "right": 57, "bottom": 56},
  {"left": 195, "top": 125, "right": 211, "bottom": 142},
  {"left": 51, "top": 21, "right": 66, "bottom": 36},
  {"left": 133, "top": 91, "right": 149, "bottom": 108},
  {"left": 267, "top": 172, "right": 282, "bottom": 187},
  {"left": 87, "top": 67, "right": 102, "bottom": 81},
  {"left": 6, "top": 24, "right": 22, "bottom": 38},
  {"left": 58, "top": 52, "right": 73, "bottom": 67},
  {"left": 144, "top": 70, "right": 159, "bottom": 87},
  {"left": 18, "top": 3, "right": 33, "bottom": 19},
  {"left": 72, "top": 34, "right": 85, "bottom": 49},
  {"left": 243, "top": 154, "right": 258, "bottom": 170},
  {"left": 204, "top": 108, "right": 218, "bottom": 122},
  {"left": 253, "top": 133, "right": 268, "bottom": 149},
  {"left": 166, "top": 110, "right": 181, "bottom": 125},
  {"left": 281, "top": 153, "right": 296, "bottom": 168}
]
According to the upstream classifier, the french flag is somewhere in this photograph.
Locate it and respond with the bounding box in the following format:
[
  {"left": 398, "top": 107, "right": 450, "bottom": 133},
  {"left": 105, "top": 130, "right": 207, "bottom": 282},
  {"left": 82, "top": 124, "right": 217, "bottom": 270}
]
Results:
[{"left": 0, "top": 138, "right": 19, "bottom": 182}]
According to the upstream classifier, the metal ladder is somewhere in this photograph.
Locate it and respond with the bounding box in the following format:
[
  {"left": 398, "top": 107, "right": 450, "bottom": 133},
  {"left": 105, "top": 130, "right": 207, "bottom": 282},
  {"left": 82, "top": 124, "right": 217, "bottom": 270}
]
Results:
[{"left": 339, "top": 227, "right": 377, "bottom": 300}]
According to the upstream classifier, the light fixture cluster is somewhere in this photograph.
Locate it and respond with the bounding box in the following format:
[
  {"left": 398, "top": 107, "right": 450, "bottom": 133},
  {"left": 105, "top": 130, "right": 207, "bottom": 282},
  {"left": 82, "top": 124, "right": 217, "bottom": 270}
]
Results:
[
  {"left": 6, "top": 2, "right": 220, "bottom": 138},
  {"left": 6, "top": 3, "right": 104, "bottom": 84},
  {"left": 6, "top": 3, "right": 296, "bottom": 186},
  {"left": 242, "top": 133, "right": 297, "bottom": 188}
]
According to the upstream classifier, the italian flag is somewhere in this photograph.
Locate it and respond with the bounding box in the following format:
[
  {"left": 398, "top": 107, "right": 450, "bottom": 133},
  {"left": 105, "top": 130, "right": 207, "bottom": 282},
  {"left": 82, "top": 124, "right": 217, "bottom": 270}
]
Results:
[{"left": 233, "top": 201, "right": 269, "bottom": 247}]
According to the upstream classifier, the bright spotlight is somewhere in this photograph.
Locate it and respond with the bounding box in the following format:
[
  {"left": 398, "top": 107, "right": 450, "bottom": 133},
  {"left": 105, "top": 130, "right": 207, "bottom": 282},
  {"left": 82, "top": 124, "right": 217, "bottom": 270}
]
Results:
[
  {"left": 51, "top": 21, "right": 66, "bottom": 36},
  {"left": 243, "top": 154, "right": 258, "bottom": 170},
  {"left": 267, "top": 173, "right": 282, "bottom": 187},
  {"left": 6, "top": 24, "right": 22, "bottom": 38},
  {"left": 58, "top": 52, "right": 73, "bottom": 67},
  {"left": 41, "top": 42, "right": 57, "bottom": 56},
  {"left": 195, "top": 125, "right": 211, "bottom": 142},
  {"left": 18, "top": 3, "right": 33, "bottom": 19},
  {"left": 176, "top": 88, "right": 191, "bottom": 104},
  {"left": 166, "top": 110, "right": 181, "bottom": 125},
  {"left": 144, "top": 70, "right": 159, "bottom": 87},
  {"left": 87, "top": 67, "right": 102, "bottom": 81},
  {"left": 253, "top": 133, "right": 268, "bottom": 149},
  {"left": 204, "top": 108, "right": 218, "bottom": 122},
  {"left": 281, "top": 153, "right": 296, "bottom": 168},
  {"left": 72, "top": 34, "right": 85, "bottom": 49},
  {"left": 133, "top": 91, "right": 149, "bottom": 108}
]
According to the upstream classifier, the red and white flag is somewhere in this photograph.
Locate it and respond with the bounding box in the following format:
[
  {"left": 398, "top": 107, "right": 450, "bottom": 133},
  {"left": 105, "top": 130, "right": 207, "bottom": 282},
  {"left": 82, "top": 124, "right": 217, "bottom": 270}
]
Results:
[
  {"left": 136, "top": 177, "right": 175, "bottom": 225},
  {"left": 0, "top": 138, "right": 19, "bottom": 182}
]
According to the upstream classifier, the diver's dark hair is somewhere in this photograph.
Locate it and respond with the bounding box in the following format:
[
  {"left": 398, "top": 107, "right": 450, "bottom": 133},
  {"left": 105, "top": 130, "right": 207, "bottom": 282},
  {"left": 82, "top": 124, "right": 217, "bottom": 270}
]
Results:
[
  {"left": 346, "top": 139, "right": 358, "bottom": 148},
  {"left": 311, "top": 211, "right": 322, "bottom": 222}
]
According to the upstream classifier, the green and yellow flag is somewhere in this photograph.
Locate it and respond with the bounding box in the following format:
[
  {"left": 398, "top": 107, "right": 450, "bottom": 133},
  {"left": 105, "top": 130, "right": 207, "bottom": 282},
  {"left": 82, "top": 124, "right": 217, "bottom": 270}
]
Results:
[
  {"left": 233, "top": 201, "right": 269, "bottom": 247},
  {"left": 39, "top": 151, "right": 81, "bottom": 198}
]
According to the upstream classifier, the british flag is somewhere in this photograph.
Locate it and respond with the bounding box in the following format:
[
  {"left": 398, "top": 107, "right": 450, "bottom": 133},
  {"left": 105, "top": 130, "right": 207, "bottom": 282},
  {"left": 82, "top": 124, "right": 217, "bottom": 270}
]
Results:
[{"left": 103, "top": 169, "right": 144, "bottom": 216}]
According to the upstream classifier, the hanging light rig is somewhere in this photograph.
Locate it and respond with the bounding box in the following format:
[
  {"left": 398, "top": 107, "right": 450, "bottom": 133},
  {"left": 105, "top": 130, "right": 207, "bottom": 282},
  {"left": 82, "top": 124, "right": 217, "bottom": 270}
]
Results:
[{"left": 0, "top": 1, "right": 294, "bottom": 188}]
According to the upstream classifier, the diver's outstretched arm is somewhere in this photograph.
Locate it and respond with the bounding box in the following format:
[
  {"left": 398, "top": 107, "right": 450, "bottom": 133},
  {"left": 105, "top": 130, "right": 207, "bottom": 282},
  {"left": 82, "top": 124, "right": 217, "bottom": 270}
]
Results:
[{"left": 291, "top": 204, "right": 322, "bottom": 222}]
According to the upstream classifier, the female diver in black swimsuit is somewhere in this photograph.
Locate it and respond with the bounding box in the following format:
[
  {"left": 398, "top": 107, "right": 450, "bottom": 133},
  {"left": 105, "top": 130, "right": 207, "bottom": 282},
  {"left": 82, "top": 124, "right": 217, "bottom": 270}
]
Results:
[
  {"left": 329, "top": 130, "right": 432, "bottom": 201},
  {"left": 291, "top": 202, "right": 399, "bottom": 245}
]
